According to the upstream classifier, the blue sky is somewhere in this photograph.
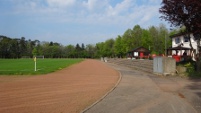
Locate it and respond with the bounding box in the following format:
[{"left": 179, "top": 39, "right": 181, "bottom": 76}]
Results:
[{"left": 0, "top": 0, "right": 168, "bottom": 45}]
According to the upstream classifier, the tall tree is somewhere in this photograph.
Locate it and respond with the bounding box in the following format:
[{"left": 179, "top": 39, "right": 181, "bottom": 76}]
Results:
[
  {"left": 114, "top": 35, "right": 125, "bottom": 58},
  {"left": 132, "top": 25, "right": 143, "bottom": 47},
  {"left": 103, "top": 39, "right": 115, "bottom": 57},
  {"left": 159, "top": 0, "right": 201, "bottom": 53},
  {"left": 0, "top": 36, "right": 11, "bottom": 58},
  {"left": 95, "top": 42, "right": 105, "bottom": 57},
  {"left": 141, "top": 29, "right": 151, "bottom": 49},
  {"left": 65, "top": 45, "right": 75, "bottom": 58},
  {"left": 75, "top": 43, "right": 81, "bottom": 51},
  {"left": 9, "top": 39, "right": 20, "bottom": 58},
  {"left": 85, "top": 44, "right": 96, "bottom": 58},
  {"left": 122, "top": 29, "right": 134, "bottom": 51},
  {"left": 149, "top": 26, "right": 159, "bottom": 54},
  {"left": 19, "top": 37, "right": 27, "bottom": 56},
  {"left": 81, "top": 43, "right": 85, "bottom": 50}
]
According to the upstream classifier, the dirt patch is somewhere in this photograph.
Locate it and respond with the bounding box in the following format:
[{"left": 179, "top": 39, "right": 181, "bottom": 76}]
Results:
[
  {"left": 0, "top": 59, "right": 119, "bottom": 113},
  {"left": 178, "top": 92, "right": 185, "bottom": 98}
]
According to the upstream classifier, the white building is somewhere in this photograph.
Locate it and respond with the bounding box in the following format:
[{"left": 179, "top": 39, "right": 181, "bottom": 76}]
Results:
[{"left": 169, "top": 33, "right": 200, "bottom": 56}]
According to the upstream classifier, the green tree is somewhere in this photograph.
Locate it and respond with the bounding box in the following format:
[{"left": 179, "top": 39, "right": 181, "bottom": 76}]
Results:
[
  {"left": 19, "top": 37, "right": 27, "bottom": 57},
  {"left": 95, "top": 42, "right": 105, "bottom": 57},
  {"left": 32, "top": 47, "right": 38, "bottom": 56},
  {"left": 0, "top": 36, "right": 11, "bottom": 58},
  {"left": 103, "top": 39, "right": 115, "bottom": 57},
  {"left": 114, "top": 35, "right": 125, "bottom": 58},
  {"left": 65, "top": 45, "right": 75, "bottom": 58},
  {"left": 132, "top": 25, "right": 143, "bottom": 47},
  {"left": 85, "top": 44, "right": 96, "bottom": 58},
  {"left": 148, "top": 26, "right": 159, "bottom": 54},
  {"left": 141, "top": 29, "right": 151, "bottom": 49},
  {"left": 9, "top": 39, "right": 20, "bottom": 58},
  {"left": 121, "top": 29, "right": 133, "bottom": 51}
]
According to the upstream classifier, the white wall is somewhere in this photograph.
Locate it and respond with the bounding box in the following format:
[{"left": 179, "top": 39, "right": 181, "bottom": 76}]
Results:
[{"left": 171, "top": 33, "right": 198, "bottom": 55}]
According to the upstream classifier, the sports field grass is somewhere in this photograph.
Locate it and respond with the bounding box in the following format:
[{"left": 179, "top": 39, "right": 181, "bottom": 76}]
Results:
[{"left": 0, "top": 59, "right": 83, "bottom": 75}]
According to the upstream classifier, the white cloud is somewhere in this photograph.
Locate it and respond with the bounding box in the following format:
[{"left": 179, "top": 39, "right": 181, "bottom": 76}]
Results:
[
  {"left": 82, "top": 0, "right": 98, "bottom": 10},
  {"left": 73, "top": 0, "right": 135, "bottom": 26},
  {"left": 128, "top": 5, "right": 159, "bottom": 25},
  {"left": 9, "top": 0, "right": 160, "bottom": 27},
  {"left": 82, "top": 0, "right": 109, "bottom": 13},
  {"left": 148, "top": 0, "right": 162, "bottom": 4},
  {"left": 46, "top": 0, "right": 76, "bottom": 7},
  {"left": 106, "top": 0, "right": 133, "bottom": 16}
]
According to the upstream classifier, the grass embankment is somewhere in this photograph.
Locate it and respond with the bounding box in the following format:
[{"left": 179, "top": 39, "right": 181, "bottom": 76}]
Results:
[{"left": 0, "top": 59, "right": 83, "bottom": 75}]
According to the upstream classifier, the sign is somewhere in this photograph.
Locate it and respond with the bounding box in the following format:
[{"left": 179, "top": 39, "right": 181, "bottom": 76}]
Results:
[
  {"left": 34, "top": 57, "right": 36, "bottom": 62},
  {"left": 34, "top": 57, "right": 37, "bottom": 71}
]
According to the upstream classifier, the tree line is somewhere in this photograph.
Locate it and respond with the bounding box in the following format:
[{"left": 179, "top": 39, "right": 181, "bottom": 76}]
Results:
[
  {"left": 0, "top": 24, "right": 172, "bottom": 59},
  {"left": 0, "top": 36, "right": 97, "bottom": 58},
  {"left": 97, "top": 24, "right": 172, "bottom": 58}
]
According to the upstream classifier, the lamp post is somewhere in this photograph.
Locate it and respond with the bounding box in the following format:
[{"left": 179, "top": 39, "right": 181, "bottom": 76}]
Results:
[{"left": 165, "top": 33, "right": 167, "bottom": 56}]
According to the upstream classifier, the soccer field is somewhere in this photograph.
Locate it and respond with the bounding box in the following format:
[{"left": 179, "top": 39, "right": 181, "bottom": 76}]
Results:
[{"left": 0, "top": 59, "right": 83, "bottom": 75}]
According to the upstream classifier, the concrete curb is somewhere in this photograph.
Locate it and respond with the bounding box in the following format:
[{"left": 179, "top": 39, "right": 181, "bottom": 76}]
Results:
[{"left": 80, "top": 64, "right": 122, "bottom": 113}]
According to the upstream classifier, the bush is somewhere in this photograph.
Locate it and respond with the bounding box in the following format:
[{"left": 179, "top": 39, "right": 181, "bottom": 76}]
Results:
[{"left": 177, "top": 60, "right": 201, "bottom": 78}]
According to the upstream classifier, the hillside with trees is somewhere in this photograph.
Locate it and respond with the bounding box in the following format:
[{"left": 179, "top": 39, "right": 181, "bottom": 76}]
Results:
[{"left": 0, "top": 24, "right": 171, "bottom": 59}]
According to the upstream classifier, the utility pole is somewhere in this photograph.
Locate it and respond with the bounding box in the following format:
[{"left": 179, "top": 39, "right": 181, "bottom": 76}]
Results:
[{"left": 165, "top": 33, "right": 167, "bottom": 56}]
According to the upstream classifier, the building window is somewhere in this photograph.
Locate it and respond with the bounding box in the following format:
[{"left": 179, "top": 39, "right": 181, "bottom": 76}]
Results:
[
  {"left": 134, "top": 52, "right": 138, "bottom": 56},
  {"left": 193, "top": 34, "right": 200, "bottom": 41},
  {"left": 175, "top": 37, "right": 180, "bottom": 44},
  {"left": 183, "top": 36, "right": 189, "bottom": 42}
]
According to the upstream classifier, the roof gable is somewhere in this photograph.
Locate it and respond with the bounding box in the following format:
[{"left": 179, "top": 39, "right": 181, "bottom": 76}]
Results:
[
  {"left": 129, "top": 46, "right": 150, "bottom": 52},
  {"left": 170, "top": 32, "right": 192, "bottom": 38}
]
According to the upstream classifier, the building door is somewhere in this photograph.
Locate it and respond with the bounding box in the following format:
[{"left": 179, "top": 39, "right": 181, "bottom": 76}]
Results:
[{"left": 140, "top": 52, "right": 144, "bottom": 58}]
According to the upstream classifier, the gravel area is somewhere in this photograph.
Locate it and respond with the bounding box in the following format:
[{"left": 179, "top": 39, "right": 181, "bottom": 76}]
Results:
[{"left": 0, "top": 59, "right": 120, "bottom": 113}]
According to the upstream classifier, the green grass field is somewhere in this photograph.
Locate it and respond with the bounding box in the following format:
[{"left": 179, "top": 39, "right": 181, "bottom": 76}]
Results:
[{"left": 0, "top": 59, "right": 83, "bottom": 75}]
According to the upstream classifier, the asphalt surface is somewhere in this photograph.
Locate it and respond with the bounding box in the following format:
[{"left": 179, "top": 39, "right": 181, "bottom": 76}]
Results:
[{"left": 83, "top": 63, "right": 201, "bottom": 113}]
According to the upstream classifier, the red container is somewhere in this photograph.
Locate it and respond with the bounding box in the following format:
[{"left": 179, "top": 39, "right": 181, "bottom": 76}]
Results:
[{"left": 172, "top": 55, "right": 181, "bottom": 62}]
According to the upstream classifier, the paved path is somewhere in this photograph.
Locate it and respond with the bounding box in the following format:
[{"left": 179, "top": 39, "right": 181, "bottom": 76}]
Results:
[{"left": 84, "top": 63, "right": 201, "bottom": 113}]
